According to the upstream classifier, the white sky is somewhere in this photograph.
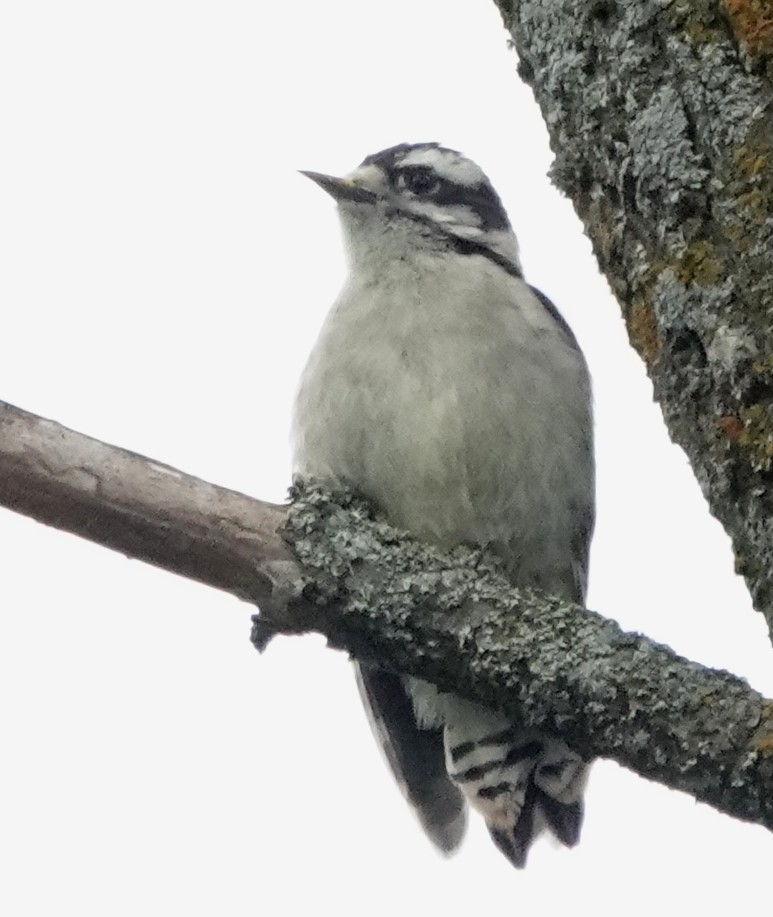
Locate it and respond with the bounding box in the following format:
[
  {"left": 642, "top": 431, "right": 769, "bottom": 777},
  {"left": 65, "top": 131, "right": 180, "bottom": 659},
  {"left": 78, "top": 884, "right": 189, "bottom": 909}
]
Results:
[{"left": 2, "top": 2, "right": 773, "bottom": 914}]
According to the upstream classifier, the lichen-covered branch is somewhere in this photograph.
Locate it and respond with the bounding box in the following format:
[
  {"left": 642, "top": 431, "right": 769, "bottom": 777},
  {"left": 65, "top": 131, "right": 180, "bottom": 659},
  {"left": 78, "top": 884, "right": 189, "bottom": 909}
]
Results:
[
  {"left": 2, "top": 399, "right": 773, "bottom": 832},
  {"left": 495, "top": 0, "right": 773, "bottom": 637}
]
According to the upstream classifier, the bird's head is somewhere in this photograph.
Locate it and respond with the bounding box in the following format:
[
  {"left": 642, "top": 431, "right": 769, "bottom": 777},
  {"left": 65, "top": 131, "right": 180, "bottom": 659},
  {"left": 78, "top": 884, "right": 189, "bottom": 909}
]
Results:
[{"left": 302, "top": 143, "right": 522, "bottom": 277}]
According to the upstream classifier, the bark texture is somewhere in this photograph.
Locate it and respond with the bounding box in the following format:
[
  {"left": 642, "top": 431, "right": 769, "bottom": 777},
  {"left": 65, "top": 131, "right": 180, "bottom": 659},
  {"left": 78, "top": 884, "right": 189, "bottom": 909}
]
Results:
[
  {"left": 496, "top": 0, "right": 773, "bottom": 636},
  {"left": 0, "top": 400, "right": 291, "bottom": 608},
  {"left": 2, "top": 399, "right": 773, "bottom": 832}
]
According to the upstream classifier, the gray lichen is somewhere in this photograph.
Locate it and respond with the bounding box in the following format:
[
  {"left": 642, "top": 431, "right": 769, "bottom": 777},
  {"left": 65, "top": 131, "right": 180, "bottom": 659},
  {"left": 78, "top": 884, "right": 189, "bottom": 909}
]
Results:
[
  {"left": 255, "top": 481, "right": 773, "bottom": 832},
  {"left": 497, "top": 0, "right": 773, "bottom": 634}
]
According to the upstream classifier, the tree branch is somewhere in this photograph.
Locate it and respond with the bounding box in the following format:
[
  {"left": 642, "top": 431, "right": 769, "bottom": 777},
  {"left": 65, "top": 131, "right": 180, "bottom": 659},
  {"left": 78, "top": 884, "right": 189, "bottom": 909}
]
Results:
[
  {"left": 495, "top": 0, "right": 773, "bottom": 638},
  {"left": 0, "top": 399, "right": 291, "bottom": 609},
  {"left": 2, "top": 398, "right": 773, "bottom": 832}
]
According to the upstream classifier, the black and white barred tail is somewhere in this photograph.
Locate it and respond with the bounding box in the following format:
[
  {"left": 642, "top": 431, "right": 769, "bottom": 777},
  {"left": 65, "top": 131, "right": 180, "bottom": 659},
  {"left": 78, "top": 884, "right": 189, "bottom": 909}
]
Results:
[
  {"left": 356, "top": 666, "right": 587, "bottom": 868},
  {"left": 446, "top": 723, "right": 587, "bottom": 868},
  {"left": 411, "top": 681, "right": 588, "bottom": 869}
]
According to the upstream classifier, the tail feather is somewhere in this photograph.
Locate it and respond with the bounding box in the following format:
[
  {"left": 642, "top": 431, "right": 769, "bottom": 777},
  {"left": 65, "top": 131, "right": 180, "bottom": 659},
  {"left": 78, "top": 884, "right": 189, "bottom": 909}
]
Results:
[
  {"left": 438, "top": 696, "right": 588, "bottom": 869},
  {"left": 538, "top": 795, "right": 584, "bottom": 849},
  {"left": 488, "top": 780, "right": 538, "bottom": 869},
  {"left": 365, "top": 676, "right": 588, "bottom": 868}
]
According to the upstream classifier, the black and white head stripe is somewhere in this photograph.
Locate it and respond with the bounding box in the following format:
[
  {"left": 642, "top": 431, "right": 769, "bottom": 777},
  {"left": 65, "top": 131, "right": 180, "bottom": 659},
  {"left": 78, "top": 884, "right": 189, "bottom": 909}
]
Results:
[
  {"left": 355, "top": 142, "right": 523, "bottom": 279},
  {"left": 361, "top": 142, "right": 512, "bottom": 232},
  {"left": 356, "top": 144, "right": 580, "bottom": 350}
]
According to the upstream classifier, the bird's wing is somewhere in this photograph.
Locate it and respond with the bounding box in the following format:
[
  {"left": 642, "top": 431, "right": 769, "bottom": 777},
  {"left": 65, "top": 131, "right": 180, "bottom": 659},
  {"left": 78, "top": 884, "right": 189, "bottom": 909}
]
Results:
[
  {"left": 571, "top": 498, "right": 595, "bottom": 604},
  {"left": 354, "top": 663, "right": 467, "bottom": 853}
]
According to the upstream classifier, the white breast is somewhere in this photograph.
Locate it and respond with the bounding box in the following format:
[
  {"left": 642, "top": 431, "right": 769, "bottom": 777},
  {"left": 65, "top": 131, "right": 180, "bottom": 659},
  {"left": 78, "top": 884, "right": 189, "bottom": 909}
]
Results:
[{"left": 292, "top": 251, "right": 591, "bottom": 597}]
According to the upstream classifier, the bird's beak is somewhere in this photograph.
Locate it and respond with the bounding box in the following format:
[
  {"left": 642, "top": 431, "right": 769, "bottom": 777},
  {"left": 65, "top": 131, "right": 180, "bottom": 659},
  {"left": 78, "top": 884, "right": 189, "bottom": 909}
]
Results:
[{"left": 300, "top": 171, "right": 377, "bottom": 204}]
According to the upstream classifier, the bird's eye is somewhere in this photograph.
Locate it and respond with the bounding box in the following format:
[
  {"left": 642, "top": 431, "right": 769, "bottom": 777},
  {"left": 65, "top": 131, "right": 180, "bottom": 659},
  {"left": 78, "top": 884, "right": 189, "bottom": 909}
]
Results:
[{"left": 396, "top": 166, "right": 440, "bottom": 196}]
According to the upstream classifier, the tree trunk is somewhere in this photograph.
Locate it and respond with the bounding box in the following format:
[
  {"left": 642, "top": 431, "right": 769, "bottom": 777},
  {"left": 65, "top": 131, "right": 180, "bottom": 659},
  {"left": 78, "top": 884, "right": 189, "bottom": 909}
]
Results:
[{"left": 497, "top": 0, "right": 773, "bottom": 637}]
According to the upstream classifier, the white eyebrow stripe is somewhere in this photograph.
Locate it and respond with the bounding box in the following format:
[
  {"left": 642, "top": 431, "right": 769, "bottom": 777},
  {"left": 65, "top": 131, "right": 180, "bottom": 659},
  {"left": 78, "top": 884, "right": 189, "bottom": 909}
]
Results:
[
  {"left": 415, "top": 202, "right": 482, "bottom": 228},
  {"left": 399, "top": 147, "right": 484, "bottom": 187}
]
